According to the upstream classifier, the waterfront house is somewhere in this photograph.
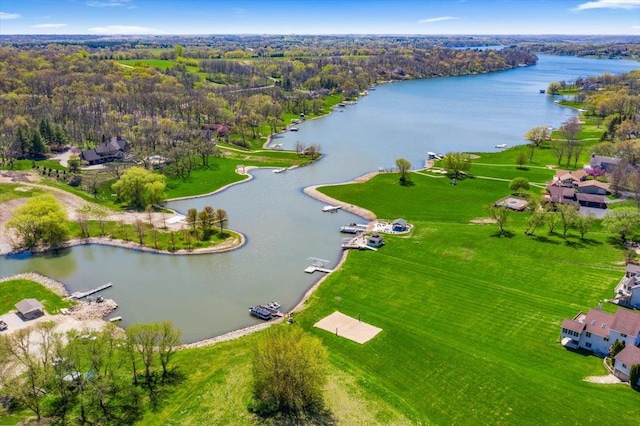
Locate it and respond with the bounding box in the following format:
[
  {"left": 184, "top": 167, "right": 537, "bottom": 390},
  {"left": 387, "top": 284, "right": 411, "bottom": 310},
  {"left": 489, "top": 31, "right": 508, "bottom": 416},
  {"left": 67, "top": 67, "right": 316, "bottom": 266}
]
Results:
[
  {"left": 392, "top": 219, "right": 408, "bottom": 232},
  {"left": 614, "top": 263, "right": 640, "bottom": 309},
  {"left": 15, "top": 298, "right": 44, "bottom": 320},
  {"left": 560, "top": 307, "right": 640, "bottom": 357},
  {"left": 613, "top": 345, "right": 640, "bottom": 384},
  {"left": 80, "top": 136, "right": 129, "bottom": 166}
]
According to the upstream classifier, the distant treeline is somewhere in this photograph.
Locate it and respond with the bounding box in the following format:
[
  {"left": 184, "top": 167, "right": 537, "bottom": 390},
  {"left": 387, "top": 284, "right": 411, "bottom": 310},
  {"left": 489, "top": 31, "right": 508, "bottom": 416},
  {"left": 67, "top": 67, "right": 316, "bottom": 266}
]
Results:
[{"left": 524, "top": 43, "right": 640, "bottom": 60}]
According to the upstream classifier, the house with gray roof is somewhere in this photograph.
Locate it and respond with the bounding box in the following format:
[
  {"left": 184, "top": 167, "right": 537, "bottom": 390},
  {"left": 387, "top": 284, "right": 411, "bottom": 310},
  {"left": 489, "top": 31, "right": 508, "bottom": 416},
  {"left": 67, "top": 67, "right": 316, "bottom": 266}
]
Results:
[{"left": 80, "top": 136, "right": 130, "bottom": 166}]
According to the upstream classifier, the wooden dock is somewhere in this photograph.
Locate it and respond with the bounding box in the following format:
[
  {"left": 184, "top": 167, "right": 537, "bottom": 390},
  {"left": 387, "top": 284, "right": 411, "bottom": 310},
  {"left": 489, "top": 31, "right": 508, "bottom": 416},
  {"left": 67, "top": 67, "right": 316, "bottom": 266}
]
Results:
[
  {"left": 69, "top": 282, "right": 113, "bottom": 300},
  {"left": 304, "top": 266, "right": 334, "bottom": 274}
]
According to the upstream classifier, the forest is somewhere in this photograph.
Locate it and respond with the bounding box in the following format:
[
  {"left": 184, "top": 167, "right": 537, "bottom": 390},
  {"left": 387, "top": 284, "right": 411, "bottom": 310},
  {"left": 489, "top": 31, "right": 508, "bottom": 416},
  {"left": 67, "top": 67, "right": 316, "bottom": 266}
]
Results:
[{"left": 0, "top": 36, "right": 537, "bottom": 184}]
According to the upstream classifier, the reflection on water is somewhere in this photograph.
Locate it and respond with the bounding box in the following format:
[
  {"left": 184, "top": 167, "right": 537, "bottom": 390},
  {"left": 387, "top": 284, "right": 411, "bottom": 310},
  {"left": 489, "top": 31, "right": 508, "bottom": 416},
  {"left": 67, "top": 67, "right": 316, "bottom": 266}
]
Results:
[{"left": 1, "top": 55, "right": 638, "bottom": 343}]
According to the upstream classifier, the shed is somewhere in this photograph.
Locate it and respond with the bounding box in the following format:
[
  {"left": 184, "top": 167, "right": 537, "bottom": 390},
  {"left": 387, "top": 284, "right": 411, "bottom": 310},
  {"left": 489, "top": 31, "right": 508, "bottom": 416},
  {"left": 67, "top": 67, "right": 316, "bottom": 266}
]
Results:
[
  {"left": 367, "top": 233, "right": 385, "bottom": 248},
  {"left": 15, "top": 298, "right": 44, "bottom": 320},
  {"left": 392, "top": 219, "right": 408, "bottom": 232}
]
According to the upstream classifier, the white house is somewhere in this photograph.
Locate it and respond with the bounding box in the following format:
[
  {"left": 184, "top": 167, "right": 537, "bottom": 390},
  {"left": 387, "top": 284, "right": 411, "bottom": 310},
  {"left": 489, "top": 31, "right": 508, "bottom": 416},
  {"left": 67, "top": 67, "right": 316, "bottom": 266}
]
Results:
[
  {"left": 613, "top": 345, "right": 640, "bottom": 384},
  {"left": 614, "top": 264, "right": 640, "bottom": 309},
  {"left": 560, "top": 307, "right": 640, "bottom": 357}
]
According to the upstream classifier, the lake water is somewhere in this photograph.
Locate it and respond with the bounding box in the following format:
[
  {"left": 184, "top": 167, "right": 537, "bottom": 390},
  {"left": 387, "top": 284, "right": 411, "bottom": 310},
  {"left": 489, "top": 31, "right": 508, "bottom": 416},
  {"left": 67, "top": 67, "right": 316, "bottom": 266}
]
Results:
[{"left": 1, "top": 55, "right": 638, "bottom": 342}]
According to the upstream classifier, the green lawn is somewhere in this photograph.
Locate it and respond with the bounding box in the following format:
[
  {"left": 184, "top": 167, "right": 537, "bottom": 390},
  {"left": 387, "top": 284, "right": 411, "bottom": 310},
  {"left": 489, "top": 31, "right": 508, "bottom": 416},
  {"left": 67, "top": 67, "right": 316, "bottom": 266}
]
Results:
[
  {"left": 0, "top": 183, "right": 44, "bottom": 203},
  {"left": 306, "top": 172, "right": 638, "bottom": 424},
  {"left": 0, "top": 279, "right": 72, "bottom": 315},
  {"left": 118, "top": 59, "right": 179, "bottom": 70},
  {"left": 135, "top": 171, "right": 638, "bottom": 425}
]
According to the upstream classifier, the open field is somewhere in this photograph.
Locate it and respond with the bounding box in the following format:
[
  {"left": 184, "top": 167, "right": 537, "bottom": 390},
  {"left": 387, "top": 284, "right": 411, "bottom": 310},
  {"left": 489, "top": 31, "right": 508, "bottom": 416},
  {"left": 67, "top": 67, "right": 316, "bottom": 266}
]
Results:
[
  {"left": 130, "top": 167, "right": 639, "bottom": 425},
  {"left": 307, "top": 172, "right": 638, "bottom": 423}
]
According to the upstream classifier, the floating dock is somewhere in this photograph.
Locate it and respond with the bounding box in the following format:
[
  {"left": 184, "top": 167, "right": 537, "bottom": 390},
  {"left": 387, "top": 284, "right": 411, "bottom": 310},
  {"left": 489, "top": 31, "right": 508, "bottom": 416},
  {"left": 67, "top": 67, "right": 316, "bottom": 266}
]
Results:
[
  {"left": 305, "top": 257, "right": 334, "bottom": 274},
  {"left": 68, "top": 282, "right": 113, "bottom": 300}
]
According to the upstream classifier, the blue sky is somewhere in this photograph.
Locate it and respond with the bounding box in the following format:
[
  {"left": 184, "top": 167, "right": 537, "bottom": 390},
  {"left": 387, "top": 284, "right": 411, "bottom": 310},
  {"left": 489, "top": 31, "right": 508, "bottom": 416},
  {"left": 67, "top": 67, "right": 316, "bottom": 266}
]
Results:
[{"left": 1, "top": 0, "right": 639, "bottom": 35}]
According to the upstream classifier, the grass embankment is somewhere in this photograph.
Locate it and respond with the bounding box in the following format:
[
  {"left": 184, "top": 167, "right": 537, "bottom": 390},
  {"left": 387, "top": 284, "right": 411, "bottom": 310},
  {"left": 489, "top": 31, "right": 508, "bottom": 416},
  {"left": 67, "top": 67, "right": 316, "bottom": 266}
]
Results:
[
  {"left": 0, "top": 279, "right": 71, "bottom": 315},
  {"left": 139, "top": 155, "right": 637, "bottom": 424}
]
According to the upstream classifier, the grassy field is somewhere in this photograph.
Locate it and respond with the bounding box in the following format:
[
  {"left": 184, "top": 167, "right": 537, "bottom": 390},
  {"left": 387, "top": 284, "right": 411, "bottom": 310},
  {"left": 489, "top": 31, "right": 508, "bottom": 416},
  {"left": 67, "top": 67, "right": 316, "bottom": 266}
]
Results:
[
  {"left": 0, "top": 183, "right": 44, "bottom": 203},
  {"left": 307, "top": 172, "right": 638, "bottom": 424},
  {"left": 118, "top": 59, "right": 179, "bottom": 70},
  {"left": 0, "top": 279, "right": 71, "bottom": 315},
  {"left": 133, "top": 164, "right": 638, "bottom": 425}
]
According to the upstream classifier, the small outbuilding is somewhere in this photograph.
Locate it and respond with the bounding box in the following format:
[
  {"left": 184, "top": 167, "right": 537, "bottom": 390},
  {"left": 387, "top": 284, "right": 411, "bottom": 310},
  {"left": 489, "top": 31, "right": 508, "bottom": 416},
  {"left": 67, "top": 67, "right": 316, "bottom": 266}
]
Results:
[
  {"left": 392, "top": 219, "right": 408, "bottom": 232},
  {"left": 15, "top": 298, "right": 44, "bottom": 320},
  {"left": 367, "top": 233, "right": 385, "bottom": 248}
]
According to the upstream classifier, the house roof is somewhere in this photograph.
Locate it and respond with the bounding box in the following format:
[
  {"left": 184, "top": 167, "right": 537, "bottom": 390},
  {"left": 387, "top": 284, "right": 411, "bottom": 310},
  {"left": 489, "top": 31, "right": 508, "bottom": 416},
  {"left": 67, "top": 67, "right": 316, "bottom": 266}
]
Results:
[
  {"left": 611, "top": 308, "right": 640, "bottom": 338},
  {"left": 576, "top": 193, "right": 606, "bottom": 204},
  {"left": 81, "top": 149, "right": 100, "bottom": 162},
  {"left": 561, "top": 318, "right": 584, "bottom": 334},
  {"left": 583, "top": 309, "right": 615, "bottom": 338},
  {"left": 555, "top": 169, "right": 588, "bottom": 182},
  {"left": 615, "top": 344, "right": 640, "bottom": 366},
  {"left": 15, "top": 298, "right": 44, "bottom": 315},
  {"left": 626, "top": 263, "right": 640, "bottom": 276},
  {"left": 576, "top": 180, "right": 610, "bottom": 191},
  {"left": 590, "top": 155, "right": 621, "bottom": 167},
  {"left": 547, "top": 185, "right": 576, "bottom": 202}
]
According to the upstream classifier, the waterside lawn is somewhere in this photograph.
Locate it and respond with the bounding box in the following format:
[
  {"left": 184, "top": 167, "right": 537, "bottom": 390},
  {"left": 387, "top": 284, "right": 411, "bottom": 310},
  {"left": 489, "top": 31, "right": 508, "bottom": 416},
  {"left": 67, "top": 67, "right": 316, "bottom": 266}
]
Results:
[
  {"left": 139, "top": 169, "right": 637, "bottom": 425},
  {"left": 307, "top": 172, "right": 638, "bottom": 424},
  {"left": 0, "top": 279, "right": 71, "bottom": 315}
]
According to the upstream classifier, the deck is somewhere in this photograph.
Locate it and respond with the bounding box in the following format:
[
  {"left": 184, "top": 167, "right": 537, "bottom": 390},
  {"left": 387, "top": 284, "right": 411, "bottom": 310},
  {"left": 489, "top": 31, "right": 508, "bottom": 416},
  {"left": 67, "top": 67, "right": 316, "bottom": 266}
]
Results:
[{"left": 68, "top": 283, "right": 113, "bottom": 300}]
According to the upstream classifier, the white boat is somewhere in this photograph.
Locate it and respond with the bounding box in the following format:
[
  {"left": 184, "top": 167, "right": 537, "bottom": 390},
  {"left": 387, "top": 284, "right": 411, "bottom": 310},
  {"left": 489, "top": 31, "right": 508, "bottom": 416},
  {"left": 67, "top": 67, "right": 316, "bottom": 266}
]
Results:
[
  {"left": 495, "top": 144, "right": 508, "bottom": 149},
  {"left": 273, "top": 168, "right": 287, "bottom": 174},
  {"left": 289, "top": 127, "right": 299, "bottom": 131},
  {"left": 322, "top": 205, "right": 342, "bottom": 213}
]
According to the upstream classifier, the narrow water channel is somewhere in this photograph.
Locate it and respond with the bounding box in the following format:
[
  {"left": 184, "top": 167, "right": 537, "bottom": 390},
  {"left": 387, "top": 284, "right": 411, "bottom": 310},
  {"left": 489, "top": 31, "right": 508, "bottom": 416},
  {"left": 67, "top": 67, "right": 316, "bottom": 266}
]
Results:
[{"left": 1, "top": 54, "right": 638, "bottom": 342}]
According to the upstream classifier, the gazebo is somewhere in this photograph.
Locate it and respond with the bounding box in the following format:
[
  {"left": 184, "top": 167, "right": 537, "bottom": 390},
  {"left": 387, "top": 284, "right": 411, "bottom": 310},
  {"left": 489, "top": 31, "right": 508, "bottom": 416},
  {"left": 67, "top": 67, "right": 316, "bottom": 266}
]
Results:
[
  {"left": 367, "top": 233, "right": 385, "bottom": 248},
  {"left": 392, "top": 218, "right": 408, "bottom": 232},
  {"left": 15, "top": 298, "right": 44, "bottom": 320}
]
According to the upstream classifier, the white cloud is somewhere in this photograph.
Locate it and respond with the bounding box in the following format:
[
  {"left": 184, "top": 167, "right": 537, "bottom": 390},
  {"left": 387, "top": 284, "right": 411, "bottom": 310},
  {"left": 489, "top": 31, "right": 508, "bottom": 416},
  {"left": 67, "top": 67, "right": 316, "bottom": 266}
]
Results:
[
  {"left": 31, "top": 23, "right": 68, "bottom": 28},
  {"left": 86, "top": 0, "right": 133, "bottom": 7},
  {"left": 633, "top": 25, "right": 640, "bottom": 30},
  {"left": 573, "top": 0, "right": 640, "bottom": 11},
  {"left": 418, "top": 16, "right": 459, "bottom": 24},
  {"left": 0, "top": 12, "right": 22, "bottom": 20},
  {"left": 88, "top": 25, "right": 161, "bottom": 34}
]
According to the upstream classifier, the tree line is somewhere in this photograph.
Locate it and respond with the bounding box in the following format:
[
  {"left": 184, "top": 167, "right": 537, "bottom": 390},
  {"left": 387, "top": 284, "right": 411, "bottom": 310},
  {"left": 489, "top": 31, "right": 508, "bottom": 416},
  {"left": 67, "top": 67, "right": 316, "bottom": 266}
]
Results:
[{"left": 0, "top": 321, "right": 181, "bottom": 425}]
